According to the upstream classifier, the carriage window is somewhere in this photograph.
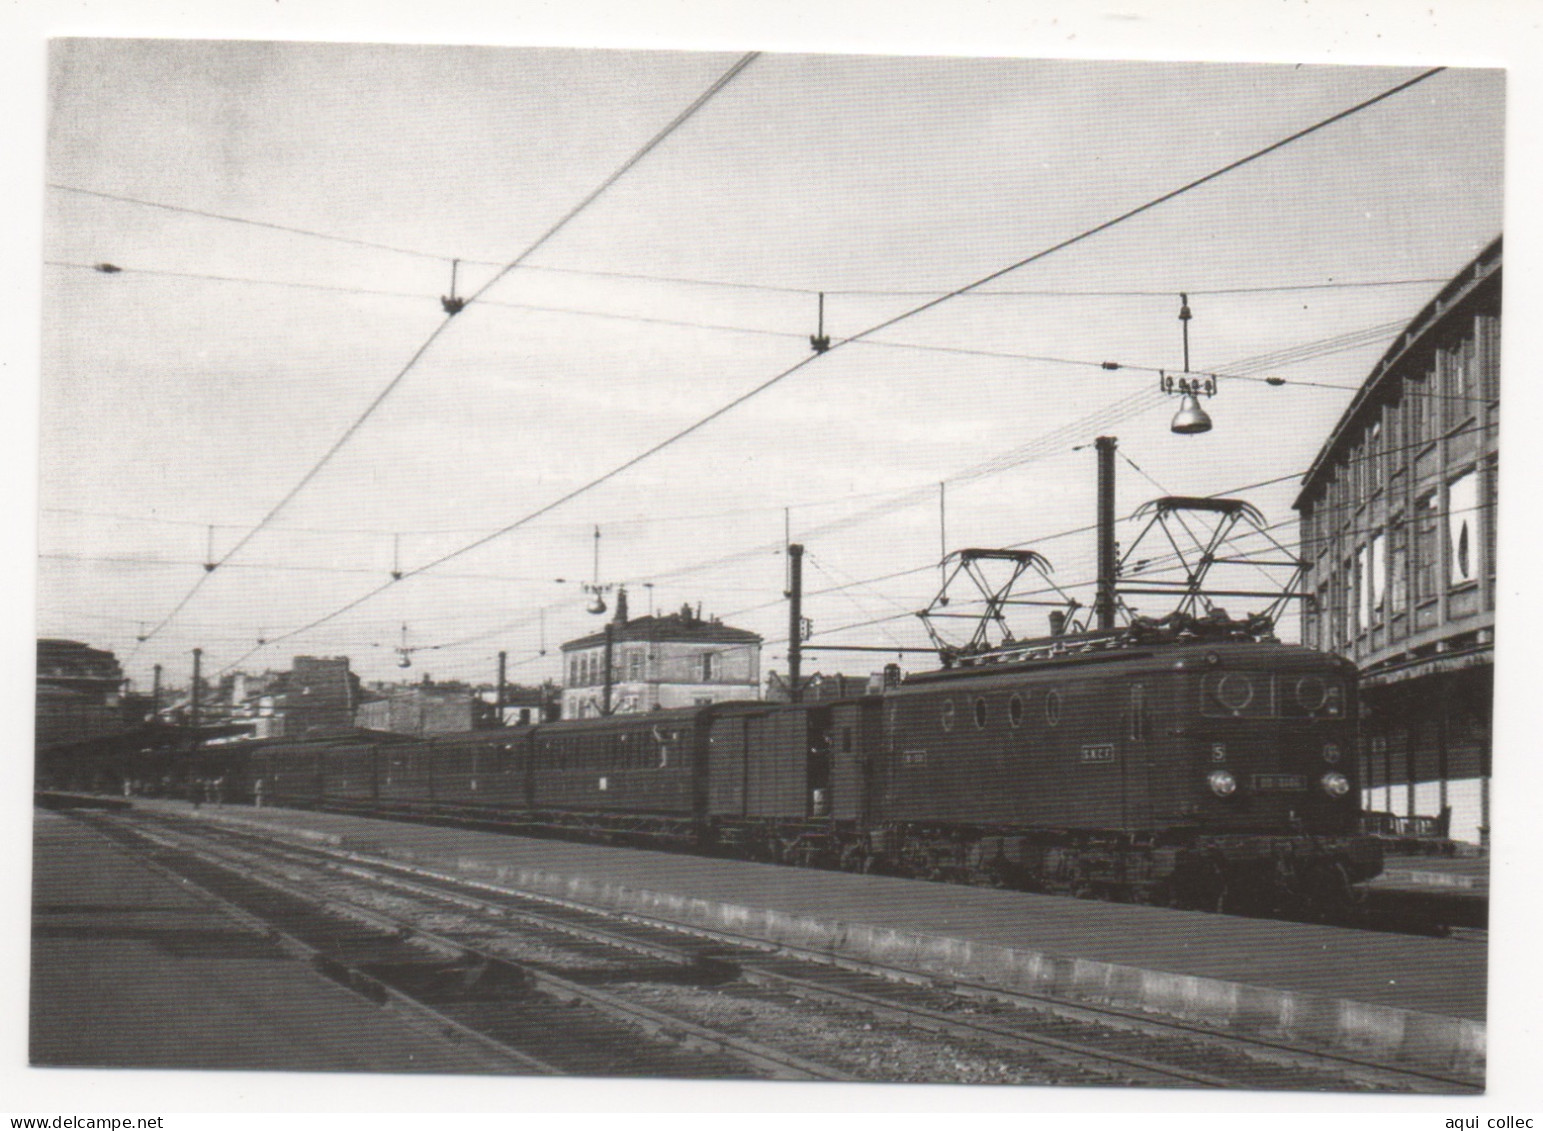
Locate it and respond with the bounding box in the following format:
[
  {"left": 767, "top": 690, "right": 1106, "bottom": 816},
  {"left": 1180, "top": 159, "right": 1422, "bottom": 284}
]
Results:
[
  {"left": 1008, "top": 693, "right": 1025, "bottom": 728},
  {"left": 973, "top": 697, "right": 988, "bottom": 729},
  {"left": 940, "top": 700, "right": 956, "bottom": 731},
  {"left": 1045, "top": 690, "right": 1062, "bottom": 727}
]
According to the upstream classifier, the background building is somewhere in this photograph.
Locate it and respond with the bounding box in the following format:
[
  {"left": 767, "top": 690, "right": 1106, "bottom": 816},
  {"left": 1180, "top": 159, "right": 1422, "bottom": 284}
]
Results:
[
  {"left": 35, "top": 638, "right": 126, "bottom": 748},
  {"left": 560, "top": 592, "right": 761, "bottom": 719},
  {"left": 355, "top": 677, "right": 500, "bottom": 736},
  {"left": 1295, "top": 237, "right": 1499, "bottom": 845}
]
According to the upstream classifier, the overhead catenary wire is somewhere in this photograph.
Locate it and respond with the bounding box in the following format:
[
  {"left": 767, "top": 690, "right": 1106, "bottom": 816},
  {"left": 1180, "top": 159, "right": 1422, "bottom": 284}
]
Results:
[
  {"left": 121, "top": 406, "right": 1490, "bottom": 671},
  {"left": 131, "top": 51, "right": 760, "bottom": 653},
  {"left": 48, "top": 259, "right": 1489, "bottom": 405},
  {"left": 132, "top": 64, "right": 1446, "bottom": 673},
  {"left": 214, "top": 372, "right": 1486, "bottom": 672},
  {"left": 48, "top": 185, "right": 1451, "bottom": 301}
]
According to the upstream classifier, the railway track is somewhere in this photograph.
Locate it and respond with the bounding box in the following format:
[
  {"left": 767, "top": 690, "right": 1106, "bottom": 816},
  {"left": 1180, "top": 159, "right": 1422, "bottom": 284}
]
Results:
[
  {"left": 311, "top": 795, "right": 1487, "bottom": 939},
  {"left": 76, "top": 809, "right": 1480, "bottom": 1092}
]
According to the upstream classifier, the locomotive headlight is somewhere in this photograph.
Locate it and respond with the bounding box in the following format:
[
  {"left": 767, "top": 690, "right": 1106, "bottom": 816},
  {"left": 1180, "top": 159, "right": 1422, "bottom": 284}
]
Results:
[
  {"left": 1319, "top": 772, "right": 1351, "bottom": 797},
  {"left": 1207, "top": 770, "right": 1237, "bottom": 797}
]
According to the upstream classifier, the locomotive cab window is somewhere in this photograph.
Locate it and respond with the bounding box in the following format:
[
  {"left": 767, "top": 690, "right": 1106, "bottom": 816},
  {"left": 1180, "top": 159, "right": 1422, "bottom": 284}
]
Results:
[
  {"left": 1201, "top": 671, "right": 1273, "bottom": 718},
  {"left": 1279, "top": 674, "right": 1346, "bottom": 719},
  {"left": 940, "top": 699, "right": 956, "bottom": 731},
  {"left": 972, "top": 697, "right": 988, "bottom": 729},
  {"left": 1008, "top": 693, "right": 1025, "bottom": 728},
  {"left": 1044, "top": 689, "right": 1062, "bottom": 727}
]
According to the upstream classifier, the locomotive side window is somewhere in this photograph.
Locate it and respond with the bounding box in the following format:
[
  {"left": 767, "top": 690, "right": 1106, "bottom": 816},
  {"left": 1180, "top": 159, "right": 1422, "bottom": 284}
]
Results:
[
  {"left": 1045, "top": 689, "right": 1062, "bottom": 726},
  {"left": 972, "top": 697, "right": 988, "bottom": 729},
  {"left": 940, "top": 700, "right": 956, "bottom": 731},
  {"left": 1008, "top": 693, "right": 1025, "bottom": 728}
]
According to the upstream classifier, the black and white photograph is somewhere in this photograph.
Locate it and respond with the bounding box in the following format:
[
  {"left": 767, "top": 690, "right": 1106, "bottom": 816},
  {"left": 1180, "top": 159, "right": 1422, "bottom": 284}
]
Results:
[{"left": 6, "top": 3, "right": 1539, "bottom": 1120}]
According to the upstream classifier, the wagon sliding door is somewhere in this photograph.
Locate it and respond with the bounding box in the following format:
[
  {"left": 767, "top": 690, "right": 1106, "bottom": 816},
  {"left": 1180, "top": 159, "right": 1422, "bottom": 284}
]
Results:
[{"left": 745, "top": 708, "right": 808, "bottom": 818}]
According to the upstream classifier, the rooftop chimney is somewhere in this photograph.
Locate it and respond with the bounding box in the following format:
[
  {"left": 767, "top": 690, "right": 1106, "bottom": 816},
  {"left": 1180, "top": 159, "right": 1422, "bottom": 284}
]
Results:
[{"left": 613, "top": 586, "right": 629, "bottom": 626}]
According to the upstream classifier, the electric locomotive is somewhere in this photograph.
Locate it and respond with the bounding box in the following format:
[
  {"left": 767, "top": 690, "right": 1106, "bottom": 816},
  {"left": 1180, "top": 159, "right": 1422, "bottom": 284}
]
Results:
[
  {"left": 865, "top": 617, "right": 1375, "bottom": 911},
  {"left": 90, "top": 494, "right": 1380, "bottom": 919}
]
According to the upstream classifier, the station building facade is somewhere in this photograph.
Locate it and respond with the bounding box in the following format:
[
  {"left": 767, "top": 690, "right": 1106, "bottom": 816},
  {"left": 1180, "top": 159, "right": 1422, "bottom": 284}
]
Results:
[
  {"left": 560, "top": 592, "right": 761, "bottom": 719},
  {"left": 1294, "top": 237, "right": 1499, "bottom": 845}
]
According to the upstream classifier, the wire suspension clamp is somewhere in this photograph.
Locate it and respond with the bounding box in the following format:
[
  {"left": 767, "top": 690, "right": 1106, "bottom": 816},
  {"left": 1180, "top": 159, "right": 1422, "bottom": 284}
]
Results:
[
  {"left": 441, "top": 258, "right": 467, "bottom": 315},
  {"left": 809, "top": 291, "right": 831, "bottom": 353}
]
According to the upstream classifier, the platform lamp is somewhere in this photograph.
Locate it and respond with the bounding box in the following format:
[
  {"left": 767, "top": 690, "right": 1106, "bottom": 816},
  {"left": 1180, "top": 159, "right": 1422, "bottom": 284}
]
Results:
[{"left": 1162, "top": 293, "right": 1215, "bottom": 435}]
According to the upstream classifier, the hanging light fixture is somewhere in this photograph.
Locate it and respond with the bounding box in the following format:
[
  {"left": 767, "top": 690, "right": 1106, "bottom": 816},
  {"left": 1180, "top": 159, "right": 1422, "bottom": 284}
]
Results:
[
  {"left": 583, "top": 524, "right": 611, "bottom": 614},
  {"left": 1159, "top": 293, "right": 1216, "bottom": 435},
  {"left": 1170, "top": 390, "right": 1213, "bottom": 435}
]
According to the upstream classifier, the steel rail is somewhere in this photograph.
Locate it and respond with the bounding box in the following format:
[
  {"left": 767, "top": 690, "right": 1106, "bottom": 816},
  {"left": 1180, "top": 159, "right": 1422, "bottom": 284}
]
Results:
[
  {"left": 109, "top": 815, "right": 853, "bottom": 1082},
  {"left": 139, "top": 810, "right": 1480, "bottom": 1092},
  {"left": 73, "top": 814, "right": 562, "bottom": 1075},
  {"left": 169, "top": 820, "right": 1236, "bottom": 1087}
]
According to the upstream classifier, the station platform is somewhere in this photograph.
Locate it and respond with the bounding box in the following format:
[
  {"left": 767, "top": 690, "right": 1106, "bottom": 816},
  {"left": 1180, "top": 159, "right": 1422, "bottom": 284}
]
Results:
[
  {"left": 1364, "top": 854, "right": 1489, "bottom": 897},
  {"left": 103, "top": 797, "right": 1486, "bottom": 1079},
  {"left": 30, "top": 809, "right": 508, "bottom": 1074}
]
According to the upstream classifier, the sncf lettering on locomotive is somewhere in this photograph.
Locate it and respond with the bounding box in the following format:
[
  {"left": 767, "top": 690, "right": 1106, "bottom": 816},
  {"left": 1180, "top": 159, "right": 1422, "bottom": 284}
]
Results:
[{"left": 1079, "top": 744, "right": 1115, "bottom": 763}]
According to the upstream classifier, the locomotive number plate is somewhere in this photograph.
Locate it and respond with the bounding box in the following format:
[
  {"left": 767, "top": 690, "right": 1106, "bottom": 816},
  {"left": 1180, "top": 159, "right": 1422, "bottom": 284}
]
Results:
[
  {"left": 1080, "top": 744, "right": 1115, "bottom": 763},
  {"left": 901, "top": 749, "right": 928, "bottom": 766},
  {"left": 1251, "top": 773, "right": 1305, "bottom": 791}
]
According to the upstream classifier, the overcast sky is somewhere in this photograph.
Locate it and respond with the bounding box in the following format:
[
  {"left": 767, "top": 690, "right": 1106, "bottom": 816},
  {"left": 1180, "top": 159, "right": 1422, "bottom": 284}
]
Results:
[{"left": 36, "top": 44, "right": 1504, "bottom": 690}]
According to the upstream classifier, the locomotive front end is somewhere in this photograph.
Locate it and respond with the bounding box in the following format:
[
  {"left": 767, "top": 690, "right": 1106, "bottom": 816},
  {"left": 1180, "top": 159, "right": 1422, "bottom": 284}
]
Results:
[
  {"left": 1165, "top": 642, "right": 1382, "bottom": 912},
  {"left": 1176, "top": 646, "right": 1362, "bottom": 835}
]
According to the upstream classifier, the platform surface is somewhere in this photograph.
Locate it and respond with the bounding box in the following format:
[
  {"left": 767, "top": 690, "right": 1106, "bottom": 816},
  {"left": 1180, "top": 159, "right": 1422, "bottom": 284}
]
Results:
[
  {"left": 1362, "top": 854, "right": 1490, "bottom": 897},
  {"left": 123, "top": 799, "right": 1487, "bottom": 1023},
  {"left": 30, "top": 809, "right": 505, "bottom": 1073}
]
